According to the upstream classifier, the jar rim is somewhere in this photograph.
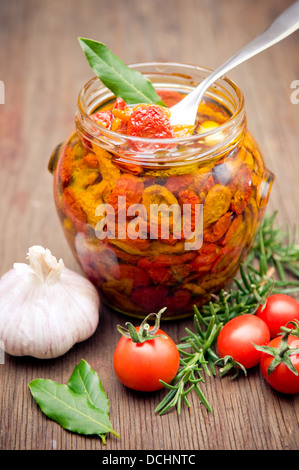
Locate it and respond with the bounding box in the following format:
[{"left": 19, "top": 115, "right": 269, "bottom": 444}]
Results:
[{"left": 76, "top": 62, "right": 246, "bottom": 163}]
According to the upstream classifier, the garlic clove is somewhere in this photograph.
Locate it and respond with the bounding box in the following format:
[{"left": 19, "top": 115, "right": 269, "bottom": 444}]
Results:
[{"left": 0, "top": 246, "right": 100, "bottom": 359}]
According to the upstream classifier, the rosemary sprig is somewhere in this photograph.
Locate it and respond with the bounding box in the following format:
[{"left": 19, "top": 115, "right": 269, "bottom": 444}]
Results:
[
  {"left": 245, "top": 210, "right": 299, "bottom": 293},
  {"left": 156, "top": 211, "right": 299, "bottom": 416},
  {"left": 155, "top": 312, "right": 222, "bottom": 415}
]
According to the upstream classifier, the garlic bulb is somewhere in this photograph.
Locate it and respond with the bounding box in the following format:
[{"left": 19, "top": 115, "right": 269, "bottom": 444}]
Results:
[{"left": 0, "top": 246, "right": 100, "bottom": 359}]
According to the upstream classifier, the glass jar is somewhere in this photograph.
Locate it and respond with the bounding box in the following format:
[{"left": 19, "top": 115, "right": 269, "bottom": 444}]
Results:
[{"left": 48, "top": 63, "right": 274, "bottom": 320}]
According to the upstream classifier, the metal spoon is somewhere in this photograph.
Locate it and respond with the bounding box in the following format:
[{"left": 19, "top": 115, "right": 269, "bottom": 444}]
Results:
[{"left": 170, "top": 0, "right": 299, "bottom": 126}]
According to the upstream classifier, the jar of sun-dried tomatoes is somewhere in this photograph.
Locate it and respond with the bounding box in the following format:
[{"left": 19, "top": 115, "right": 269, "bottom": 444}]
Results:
[{"left": 49, "top": 63, "right": 274, "bottom": 320}]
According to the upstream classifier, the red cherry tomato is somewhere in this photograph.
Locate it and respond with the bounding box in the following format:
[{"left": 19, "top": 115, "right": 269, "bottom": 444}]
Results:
[
  {"left": 113, "top": 325, "right": 180, "bottom": 392},
  {"left": 256, "top": 294, "right": 299, "bottom": 338},
  {"left": 216, "top": 314, "right": 271, "bottom": 369},
  {"left": 259, "top": 335, "right": 299, "bottom": 394}
]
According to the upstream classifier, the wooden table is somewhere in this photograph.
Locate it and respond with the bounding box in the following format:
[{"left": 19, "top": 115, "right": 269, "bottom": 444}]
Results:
[{"left": 0, "top": 0, "right": 298, "bottom": 451}]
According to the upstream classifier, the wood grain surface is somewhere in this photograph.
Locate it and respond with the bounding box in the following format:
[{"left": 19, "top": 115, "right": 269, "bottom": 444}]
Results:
[{"left": 0, "top": 0, "right": 298, "bottom": 451}]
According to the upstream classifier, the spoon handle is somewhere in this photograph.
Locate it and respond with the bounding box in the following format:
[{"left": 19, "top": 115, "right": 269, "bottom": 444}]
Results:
[{"left": 189, "top": 1, "right": 299, "bottom": 107}]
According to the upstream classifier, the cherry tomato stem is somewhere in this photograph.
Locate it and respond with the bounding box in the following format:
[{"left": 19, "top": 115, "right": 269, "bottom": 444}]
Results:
[{"left": 113, "top": 308, "right": 180, "bottom": 392}]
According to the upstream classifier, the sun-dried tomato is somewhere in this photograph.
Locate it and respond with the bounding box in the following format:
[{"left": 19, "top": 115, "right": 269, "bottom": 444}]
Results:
[
  {"left": 203, "top": 184, "right": 232, "bottom": 228},
  {"left": 75, "top": 180, "right": 112, "bottom": 228},
  {"left": 220, "top": 214, "right": 247, "bottom": 247},
  {"left": 189, "top": 241, "right": 222, "bottom": 273},
  {"left": 178, "top": 189, "right": 201, "bottom": 233},
  {"left": 105, "top": 239, "right": 143, "bottom": 264},
  {"left": 199, "top": 241, "right": 221, "bottom": 255},
  {"left": 190, "top": 253, "right": 220, "bottom": 273},
  {"left": 142, "top": 184, "right": 178, "bottom": 208},
  {"left": 203, "top": 211, "right": 233, "bottom": 242},
  {"left": 198, "top": 174, "right": 214, "bottom": 202},
  {"left": 131, "top": 286, "right": 168, "bottom": 311},
  {"left": 165, "top": 174, "right": 194, "bottom": 195},
  {"left": 82, "top": 152, "right": 99, "bottom": 168},
  {"left": 90, "top": 110, "right": 113, "bottom": 129},
  {"left": 113, "top": 97, "right": 127, "bottom": 110},
  {"left": 147, "top": 267, "right": 172, "bottom": 285},
  {"left": 59, "top": 145, "right": 75, "bottom": 186},
  {"left": 212, "top": 245, "right": 243, "bottom": 274},
  {"left": 178, "top": 189, "right": 200, "bottom": 207},
  {"left": 137, "top": 251, "right": 195, "bottom": 269},
  {"left": 112, "top": 264, "right": 150, "bottom": 288},
  {"left": 170, "top": 264, "right": 192, "bottom": 282},
  {"left": 103, "top": 278, "right": 134, "bottom": 297},
  {"left": 164, "top": 288, "right": 191, "bottom": 312},
  {"left": 94, "top": 147, "right": 121, "bottom": 184},
  {"left": 62, "top": 187, "right": 87, "bottom": 233},
  {"left": 141, "top": 184, "right": 179, "bottom": 236},
  {"left": 229, "top": 166, "right": 252, "bottom": 214},
  {"left": 127, "top": 104, "right": 175, "bottom": 139},
  {"left": 113, "top": 160, "right": 144, "bottom": 175},
  {"left": 107, "top": 173, "right": 144, "bottom": 214},
  {"left": 110, "top": 237, "right": 151, "bottom": 255}
]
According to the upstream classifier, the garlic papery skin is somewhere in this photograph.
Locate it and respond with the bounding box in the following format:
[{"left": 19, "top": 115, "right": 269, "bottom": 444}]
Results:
[{"left": 0, "top": 246, "right": 100, "bottom": 359}]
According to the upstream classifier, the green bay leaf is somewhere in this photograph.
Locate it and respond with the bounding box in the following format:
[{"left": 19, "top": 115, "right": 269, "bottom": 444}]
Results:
[
  {"left": 68, "top": 359, "right": 109, "bottom": 414},
  {"left": 78, "top": 37, "right": 165, "bottom": 106},
  {"left": 29, "top": 378, "right": 120, "bottom": 439},
  {"left": 67, "top": 359, "right": 110, "bottom": 442}
]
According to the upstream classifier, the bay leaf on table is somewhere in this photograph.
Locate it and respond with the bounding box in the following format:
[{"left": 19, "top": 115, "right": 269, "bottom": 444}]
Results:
[
  {"left": 67, "top": 359, "right": 110, "bottom": 442},
  {"left": 68, "top": 359, "right": 109, "bottom": 414},
  {"left": 29, "top": 378, "right": 120, "bottom": 439}
]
